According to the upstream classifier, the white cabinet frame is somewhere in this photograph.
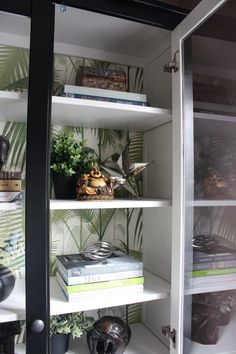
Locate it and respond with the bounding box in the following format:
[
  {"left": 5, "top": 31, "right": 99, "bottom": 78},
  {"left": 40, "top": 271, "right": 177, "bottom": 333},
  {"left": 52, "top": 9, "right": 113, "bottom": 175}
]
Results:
[{"left": 170, "top": 1, "right": 228, "bottom": 353}]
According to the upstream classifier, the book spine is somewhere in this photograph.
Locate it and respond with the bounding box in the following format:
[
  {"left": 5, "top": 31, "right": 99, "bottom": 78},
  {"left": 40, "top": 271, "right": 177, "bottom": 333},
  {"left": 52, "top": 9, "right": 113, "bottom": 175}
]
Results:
[
  {"left": 194, "top": 254, "right": 236, "bottom": 263},
  {"left": 61, "top": 92, "right": 149, "bottom": 106},
  {"left": 59, "top": 269, "right": 143, "bottom": 285},
  {"left": 57, "top": 273, "right": 144, "bottom": 294},
  {"left": 188, "top": 273, "right": 236, "bottom": 285},
  {"left": 58, "top": 262, "right": 143, "bottom": 278},
  {"left": 193, "top": 259, "right": 236, "bottom": 271},
  {"left": 191, "top": 267, "right": 236, "bottom": 278},
  {"left": 67, "top": 264, "right": 142, "bottom": 277},
  {"left": 63, "top": 85, "right": 146, "bottom": 101}
]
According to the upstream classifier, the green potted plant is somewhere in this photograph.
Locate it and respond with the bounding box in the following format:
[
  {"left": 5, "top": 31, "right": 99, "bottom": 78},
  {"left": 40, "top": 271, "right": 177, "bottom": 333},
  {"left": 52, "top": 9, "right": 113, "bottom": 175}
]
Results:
[
  {"left": 50, "top": 130, "right": 96, "bottom": 199},
  {"left": 50, "top": 312, "right": 94, "bottom": 354}
]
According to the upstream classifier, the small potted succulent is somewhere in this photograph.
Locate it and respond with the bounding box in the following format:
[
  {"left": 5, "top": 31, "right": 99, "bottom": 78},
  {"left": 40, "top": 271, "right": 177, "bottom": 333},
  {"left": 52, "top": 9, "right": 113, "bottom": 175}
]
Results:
[
  {"left": 50, "top": 130, "right": 96, "bottom": 199},
  {"left": 50, "top": 312, "right": 94, "bottom": 354}
]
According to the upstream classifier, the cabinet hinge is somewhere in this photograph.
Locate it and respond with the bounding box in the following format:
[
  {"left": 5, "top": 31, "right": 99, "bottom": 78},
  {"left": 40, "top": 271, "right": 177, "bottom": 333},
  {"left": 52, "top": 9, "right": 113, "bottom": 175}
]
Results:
[
  {"left": 163, "top": 50, "right": 179, "bottom": 73},
  {"left": 162, "top": 325, "right": 176, "bottom": 348}
]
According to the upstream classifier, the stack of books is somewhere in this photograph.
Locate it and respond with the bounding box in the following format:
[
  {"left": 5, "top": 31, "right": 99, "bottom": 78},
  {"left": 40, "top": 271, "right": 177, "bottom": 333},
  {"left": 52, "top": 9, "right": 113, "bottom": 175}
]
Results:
[
  {"left": 56, "top": 250, "right": 144, "bottom": 302},
  {"left": 189, "top": 235, "right": 236, "bottom": 287},
  {"left": 60, "top": 85, "right": 149, "bottom": 107}
]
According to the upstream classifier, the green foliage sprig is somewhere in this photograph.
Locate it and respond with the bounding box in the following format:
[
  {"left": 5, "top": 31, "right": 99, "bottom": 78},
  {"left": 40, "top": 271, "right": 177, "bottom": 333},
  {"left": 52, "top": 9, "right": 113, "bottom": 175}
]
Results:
[
  {"left": 50, "top": 312, "right": 94, "bottom": 339},
  {"left": 50, "top": 130, "right": 96, "bottom": 176}
]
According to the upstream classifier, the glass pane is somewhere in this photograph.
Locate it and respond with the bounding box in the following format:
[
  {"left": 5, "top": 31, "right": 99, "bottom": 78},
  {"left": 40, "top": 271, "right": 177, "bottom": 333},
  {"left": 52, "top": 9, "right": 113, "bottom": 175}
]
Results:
[
  {"left": 0, "top": 10, "right": 30, "bottom": 354},
  {"left": 183, "top": 0, "right": 236, "bottom": 353},
  {"left": 50, "top": 4, "right": 171, "bottom": 354}
]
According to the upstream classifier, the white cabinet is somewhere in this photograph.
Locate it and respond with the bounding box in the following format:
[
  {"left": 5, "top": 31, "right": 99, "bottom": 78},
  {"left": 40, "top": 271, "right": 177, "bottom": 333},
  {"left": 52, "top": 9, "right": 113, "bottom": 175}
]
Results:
[
  {"left": 1, "top": 1, "right": 235, "bottom": 354},
  {"left": 0, "top": 5, "right": 174, "bottom": 351},
  {"left": 171, "top": 1, "right": 236, "bottom": 354}
]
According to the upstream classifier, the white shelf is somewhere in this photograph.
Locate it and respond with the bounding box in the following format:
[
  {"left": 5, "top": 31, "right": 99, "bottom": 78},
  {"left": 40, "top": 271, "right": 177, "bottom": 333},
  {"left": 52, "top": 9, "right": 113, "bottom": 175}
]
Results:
[
  {"left": 50, "top": 198, "right": 171, "bottom": 210},
  {"left": 0, "top": 271, "right": 170, "bottom": 323},
  {"left": 68, "top": 323, "right": 169, "bottom": 354},
  {"left": 15, "top": 323, "right": 169, "bottom": 354},
  {"left": 194, "top": 200, "right": 236, "bottom": 207},
  {"left": 52, "top": 96, "right": 171, "bottom": 131},
  {"left": 187, "top": 314, "right": 236, "bottom": 354},
  {"left": 0, "top": 91, "right": 171, "bottom": 131},
  {"left": 51, "top": 270, "right": 170, "bottom": 315}
]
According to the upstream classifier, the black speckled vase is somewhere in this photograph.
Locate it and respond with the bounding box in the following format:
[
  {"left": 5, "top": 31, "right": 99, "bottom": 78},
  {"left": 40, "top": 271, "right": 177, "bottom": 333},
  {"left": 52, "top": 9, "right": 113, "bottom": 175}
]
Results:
[{"left": 0, "top": 265, "right": 15, "bottom": 303}]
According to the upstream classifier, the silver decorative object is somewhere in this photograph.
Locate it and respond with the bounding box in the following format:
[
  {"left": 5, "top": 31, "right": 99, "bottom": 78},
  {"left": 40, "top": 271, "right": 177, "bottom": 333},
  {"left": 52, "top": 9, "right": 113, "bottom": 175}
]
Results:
[
  {"left": 82, "top": 241, "right": 115, "bottom": 260},
  {"left": 101, "top": 144, "right": 149, "bottom": 198}
]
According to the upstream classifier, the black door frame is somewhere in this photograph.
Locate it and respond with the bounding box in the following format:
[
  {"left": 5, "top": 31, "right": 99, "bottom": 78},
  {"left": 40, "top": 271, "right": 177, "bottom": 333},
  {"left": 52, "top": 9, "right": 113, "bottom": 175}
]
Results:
[
  {"left": 25, "top": 1, "right": 54, "bottom": 354},
  {"left": 0, "top": 0, "right": 31, "bottom": 16},
  {"left": 53, "top": 0, "right": 189, "bottom": 29},
  {"left": 0, "top": 0, "right": 189, "bottom": 27},
  {"left": 0, "top": 1, "right": 54, "bottom": 354},
  {"left": 0, "top": 1, "right": 188, "bottom": 353}
]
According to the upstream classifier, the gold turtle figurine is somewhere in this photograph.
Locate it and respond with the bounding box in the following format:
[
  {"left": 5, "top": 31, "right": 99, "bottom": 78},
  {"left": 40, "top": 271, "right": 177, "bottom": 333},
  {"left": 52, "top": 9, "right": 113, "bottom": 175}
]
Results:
[{"left": 76, "top": 167, "right": 115, "bottom": 200}]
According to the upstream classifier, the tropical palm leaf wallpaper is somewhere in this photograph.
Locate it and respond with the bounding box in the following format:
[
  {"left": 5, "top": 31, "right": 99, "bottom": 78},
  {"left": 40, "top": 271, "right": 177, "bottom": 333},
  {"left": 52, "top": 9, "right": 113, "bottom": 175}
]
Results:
[{"left": 0, "top": 45, "right": 145, "bottom": 331}]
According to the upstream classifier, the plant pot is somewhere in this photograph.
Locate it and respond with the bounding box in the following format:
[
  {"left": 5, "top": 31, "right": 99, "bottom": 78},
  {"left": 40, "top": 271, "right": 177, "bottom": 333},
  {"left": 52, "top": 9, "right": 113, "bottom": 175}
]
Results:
[
  {"left": 0, "top": 265, "right": 15, "bottom": 303},
  {"left": 52, "top": 173, "right": 77, "bottom": 199},
  {"left": 50, "top": 333, "right": 70, "bottom": 354}
]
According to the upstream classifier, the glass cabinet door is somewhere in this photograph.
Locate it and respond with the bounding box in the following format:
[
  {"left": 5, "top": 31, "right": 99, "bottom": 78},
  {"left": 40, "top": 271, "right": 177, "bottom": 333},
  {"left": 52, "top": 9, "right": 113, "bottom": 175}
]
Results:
[
  {"left": 0, "top": 3, "right": 54, "bottom": 354},
  {"left": 0, "top": 9, "right": 30, "bottom": 354},
  {"left": 172, "top": 0, "right": 236, "bottom": 353}
]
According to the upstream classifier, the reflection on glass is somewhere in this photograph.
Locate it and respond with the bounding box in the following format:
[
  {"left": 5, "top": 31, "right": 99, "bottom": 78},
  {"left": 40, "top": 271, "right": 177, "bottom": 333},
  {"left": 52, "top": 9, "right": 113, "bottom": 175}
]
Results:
[
  {"left": 0, "top": 10, "right": 30, "bottom": 354},
  {"left": 183, "top": 0, "right": 236, "bottom": 353},
  {"left": 155, "top": 0, "right": 201, "bottom": 11}
]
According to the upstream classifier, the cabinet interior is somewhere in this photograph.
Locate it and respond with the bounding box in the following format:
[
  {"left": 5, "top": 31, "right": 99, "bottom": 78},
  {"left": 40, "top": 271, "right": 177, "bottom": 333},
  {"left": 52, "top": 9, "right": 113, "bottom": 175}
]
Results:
[
  {"left": 1, "top": 2, "right": 236, "bottom": 354},
  {"left": 0, "top": 5, "right": 173, "bottom": 354}
]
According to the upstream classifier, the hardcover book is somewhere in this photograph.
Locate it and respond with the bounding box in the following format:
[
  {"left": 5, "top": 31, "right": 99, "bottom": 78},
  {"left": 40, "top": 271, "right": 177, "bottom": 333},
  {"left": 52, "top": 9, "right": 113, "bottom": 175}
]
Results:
[
  {"left": 0, "top": 191, "right": 22, "bottom": 202},
  {"left": 56, "top": 271, "right": 144, "bottom": 294},
  {"left": 193, "top": 234, "right": 236, "bottom": 264},
  {"left": 193, "top": 249, "right": 236, "bottom": 263},
  {"left": 193, "top": 259, "right": 236, "bottom": 271},
  {"left": 63, "top": 85, "right": 147, "bottom": 102},
  {"left": 61, "top": 92, "right": 149, "bottom": 106},
  {"left": 188, "top": 273, "right": 236, "bottom": 287},
  {"left": 190, "top": 267, "right": 236, "bottom": 278},
  {"left": 59, "top": 283, "right": 144, "bottom": 302},
  {"left": 56, "top": 251, "right": 143, "bottom": 277},
  {"left": 59, "top": 268, "right": 143, "bottom": 285}
]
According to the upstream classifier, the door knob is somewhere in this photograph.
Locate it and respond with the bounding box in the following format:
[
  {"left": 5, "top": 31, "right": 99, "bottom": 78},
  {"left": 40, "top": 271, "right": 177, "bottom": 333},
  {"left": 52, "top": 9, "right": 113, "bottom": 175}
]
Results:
[{"left": 31, "top": 319, "right": 45, "bottom": 333}]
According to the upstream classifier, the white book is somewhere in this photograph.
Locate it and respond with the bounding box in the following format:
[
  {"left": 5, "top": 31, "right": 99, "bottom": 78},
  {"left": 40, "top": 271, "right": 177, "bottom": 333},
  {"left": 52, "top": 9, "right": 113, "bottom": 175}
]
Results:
[
  {"left": 64, "top": 85, "right": 147, "bottom": 102},
  {"left": 188, "top": 273, "right": 236, "bottom": 286},
  {"left": 59, "top": 284, "right": 144, "bottom": 302},
  {"left": 56, "top": 251, "right": 143, "bottom": 277},
  {"left": 59, "top": 268, "right": 143, "bottom": 285},
  {"left": 56, "top": 271, "right": 144, "bottom": 294},
  {"left": 0, "top": 191, "right": 22, "bottom": 202}
]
